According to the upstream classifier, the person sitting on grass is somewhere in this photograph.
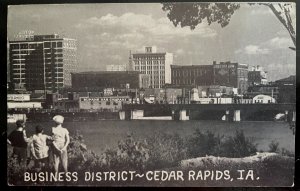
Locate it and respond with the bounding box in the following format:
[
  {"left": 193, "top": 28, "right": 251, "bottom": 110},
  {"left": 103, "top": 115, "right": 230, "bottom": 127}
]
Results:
[
  {"left": 30, "top": 125, "right": 52, "bottom": 170},
  {"left": 52, "top": 115, "right": 70, "bottom": 173}
]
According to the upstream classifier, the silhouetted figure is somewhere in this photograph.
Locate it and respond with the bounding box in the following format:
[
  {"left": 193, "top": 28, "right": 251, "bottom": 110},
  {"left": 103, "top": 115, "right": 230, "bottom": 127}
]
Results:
[{"left": 7, "top": 120, "right": 30, "bottom": 166}]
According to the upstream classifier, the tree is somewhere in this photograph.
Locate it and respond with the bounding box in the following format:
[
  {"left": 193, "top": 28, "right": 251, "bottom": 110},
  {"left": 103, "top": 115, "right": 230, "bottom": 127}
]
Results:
[{"left": 162, "top": 2, "right": 296, "bottom": 49}]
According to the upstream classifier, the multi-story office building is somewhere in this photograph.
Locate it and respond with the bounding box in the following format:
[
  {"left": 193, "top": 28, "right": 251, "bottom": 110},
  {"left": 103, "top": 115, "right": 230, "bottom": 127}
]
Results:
[
  {"left": 171, "top": 65, "right": 213, "bottom": 86},
  {"left": 130, "top": 46, "right": 173, "bottom": 88},
  {"left": 213, "top": 61, "right": 248, "bottom": 94},
  {"left": 248, "top": 65, "right": 268, "bottom": 86},
  {"left": 9, "top": 34, "right": 77, "bottom": 92},
  {"left": 171, "top": 61, "right": 248, "bottom": 94}
]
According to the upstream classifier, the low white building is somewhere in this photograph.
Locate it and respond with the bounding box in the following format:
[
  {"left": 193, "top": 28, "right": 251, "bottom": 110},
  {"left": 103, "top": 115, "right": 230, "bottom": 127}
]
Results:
[
  {"left": 79, "top": 96, "right": 131, "bottom": 111},
  {"left": 7, "top": 102, "right": 42, "bottom": 109},
  {"left": 253, "top": 94, "right": 275, "bottom": 103}
]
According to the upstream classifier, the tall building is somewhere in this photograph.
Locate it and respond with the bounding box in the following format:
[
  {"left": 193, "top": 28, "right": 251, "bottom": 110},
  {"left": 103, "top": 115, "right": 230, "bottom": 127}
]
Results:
[
  {"left": 248, "top": 65, "right": 268, "bottom": 86},
  {"left": 130, "top": 46, "right": 173, "bottom": 88},
  {"left": 171, "top": 65, "right": 213, "bottom": 86},
  {"left": 171, "top": 61, "right": 248, "bottom": 94},
  {"left": 9, "top": 34, "right": 77, "bottom": 92}
]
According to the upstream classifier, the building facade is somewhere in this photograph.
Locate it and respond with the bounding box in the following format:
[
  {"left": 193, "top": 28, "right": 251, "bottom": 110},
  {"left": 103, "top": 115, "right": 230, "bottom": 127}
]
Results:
[
  {"left": 71, "top": 71, "right": 150, "bottom": 90},
  {"left": 9, "top": 34, "right": 77, "bottom": 92},
  {"left": 275, "top": 75, "right": 296, "bottom": 103},
  {"left": 248, "top": 65, "right": 268, "bottom": 86},
  {"left": 246, "top": 85, "right": 279, "bottom": 100},
  {"left": 79, "top": 96, "right": 131, "bottom": 111},
  {"left": 143, "top": 88, "right": 183, "bottom": 104},
  {"left": 171, "top": 65, "right": 213, "bottom": 86},
  {"left": 130, "top": 46, "right": 173, "bottom": 88},
  {"left": 213, "top": 61, "right": 248, "bottom": 94},
  {"left": 171, "top": 61, "right": 248, "bottom": 94}
]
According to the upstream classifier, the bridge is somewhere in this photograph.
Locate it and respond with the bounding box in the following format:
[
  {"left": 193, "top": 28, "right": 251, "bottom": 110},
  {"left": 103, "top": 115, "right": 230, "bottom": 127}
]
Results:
[{"left": 121, "top": 103, "right": 296, "bottom": 121}]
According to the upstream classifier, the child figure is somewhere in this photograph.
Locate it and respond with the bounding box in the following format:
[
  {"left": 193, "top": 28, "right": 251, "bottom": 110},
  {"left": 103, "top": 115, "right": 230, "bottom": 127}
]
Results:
[
  {"left": 30, "top": 125, "right": 52, "bottom": 170},
  {"left": 7, "top": 120, "right": 30, "bottom": 166},
  {"left": 52, "top": 115, "right": 70, "bottom": 173}
]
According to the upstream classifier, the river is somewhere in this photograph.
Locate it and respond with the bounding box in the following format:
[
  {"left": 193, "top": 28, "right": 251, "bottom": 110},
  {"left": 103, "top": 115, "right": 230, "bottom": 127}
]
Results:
[{"left": 7, "top": 120, "right": 294, "bottom": 155}]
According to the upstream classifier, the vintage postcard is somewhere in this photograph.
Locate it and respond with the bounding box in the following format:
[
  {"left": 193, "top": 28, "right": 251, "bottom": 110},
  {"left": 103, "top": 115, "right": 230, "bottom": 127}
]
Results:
[{"left": 6, "top": 2, "right": 296, "bottom": 187}]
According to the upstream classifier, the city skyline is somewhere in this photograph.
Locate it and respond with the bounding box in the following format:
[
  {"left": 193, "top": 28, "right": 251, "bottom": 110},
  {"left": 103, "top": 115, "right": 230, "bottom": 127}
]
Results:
[{"left": 7, "top": 3, "right": 296, "bottom": 81}]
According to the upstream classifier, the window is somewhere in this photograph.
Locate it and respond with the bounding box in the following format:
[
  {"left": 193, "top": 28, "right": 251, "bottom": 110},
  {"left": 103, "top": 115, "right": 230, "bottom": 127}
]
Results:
[{"left": 44, "top": 42, "right": 50, "bottom": 48}]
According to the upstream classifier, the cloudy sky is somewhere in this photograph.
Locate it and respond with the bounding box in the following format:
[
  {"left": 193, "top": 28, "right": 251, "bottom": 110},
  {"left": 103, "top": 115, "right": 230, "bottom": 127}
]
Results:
[{"left": 8, "top": 3, "right": 295, "bottom": 81}]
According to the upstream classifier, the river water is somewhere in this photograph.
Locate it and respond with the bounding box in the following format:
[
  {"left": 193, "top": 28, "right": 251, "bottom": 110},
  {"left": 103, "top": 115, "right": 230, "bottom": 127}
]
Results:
[{"left": 7, "top": 120, "right": 294, "bottom": 155}]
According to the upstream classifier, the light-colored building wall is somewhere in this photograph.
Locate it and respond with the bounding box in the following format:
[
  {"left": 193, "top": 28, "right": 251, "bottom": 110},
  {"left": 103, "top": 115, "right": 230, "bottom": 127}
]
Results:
[
  {"left": 165, "top": 53, "right": 173, "bottom": 85},
  {"left": 131, "top": 46, "right": 173, "bottom": 88},
  {"left": 139, "top": 74, "right": 150, "bottom": 89},
  {"left": 79, "top": 96, "right": 131, "bottom": 111}
]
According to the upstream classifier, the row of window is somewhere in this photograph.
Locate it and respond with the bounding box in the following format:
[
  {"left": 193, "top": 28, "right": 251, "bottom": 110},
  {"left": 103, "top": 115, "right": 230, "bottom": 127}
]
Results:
[
  {"left": 172, "top": 69, "right": 210, "bottom": 77},
  {"left": 133, "top": 56, "right": 165, "bottom": 60},
  {"left": 135, "top": 66, "right": 165, "bottom": 70},
  {"left": 44, "top": 42, "right": 63, "bottom": 48},
  {"left": 10, "top": 44, "right": 43, "bottom": 49},
  {"left": 44, "top": 48, "right": 63, "bottom": 52},
  {"left": 134, "top": 60, "right": 165, "bottom": 65},
  {"left": 172, "top": 79, "right": 194, "bottom": 85}
]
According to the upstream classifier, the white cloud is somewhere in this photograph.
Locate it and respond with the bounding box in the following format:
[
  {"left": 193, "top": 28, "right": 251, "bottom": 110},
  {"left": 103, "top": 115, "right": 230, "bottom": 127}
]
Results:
[
  {"left": 117, "top": 33, "right": 144, "bottom": 41},
  {"left": 76, "top": 12, "right": 217, "bottom": 38},
  {"left": 175, "top": 49, "right": 184, "bottom": 55},
  {"left": 266, "top": 37, "right": 293, "bottom": 49},
  {"left": 79, "top": 13, "right": 155, "bottom": 30},
  {"left": 150, "top": 17, "right": 217, "bottom": 37},
  {"left": 110, "top": 54, "right": 122, "bottom": 61},
  {"left": 235, "top": 45, "right": 270, "bottom": 55},
  {"left": 236, "top": 36, "right": 294, "bottom": 56}
]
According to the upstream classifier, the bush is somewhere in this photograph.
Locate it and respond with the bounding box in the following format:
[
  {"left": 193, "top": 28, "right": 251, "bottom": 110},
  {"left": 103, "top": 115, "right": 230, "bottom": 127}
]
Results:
[
  {"left": 7, "top": 147, "right": 28, "bottom": 185},
  {"left": 146, "top": 132, "right": 187, "bottom": 170},
  {"left": 268, "top": 140, "right": 280, "bottom": 153},
  {"left": 68, "top": 131, "right": 100, "bottom": 172},
  {"left": 267, "top": 140, "right": 294, "bottom": 157},
  {"left": 280, "top": 148, "right": 295, "bottom": 157},
  {"left": 219, "top": 130, "right": 257, "bottom": 158},
  {"left": 186, "top": 129, "right": 223, "bottom": 158},
  {"left": 98, "top": 132, "right": 187, "bottom": 171},
  {"left": 185, "top": 130, "right": 257, "bottom": 158},
  {"left": 99, "top": 134, "right": 150, "bottom": 171}
]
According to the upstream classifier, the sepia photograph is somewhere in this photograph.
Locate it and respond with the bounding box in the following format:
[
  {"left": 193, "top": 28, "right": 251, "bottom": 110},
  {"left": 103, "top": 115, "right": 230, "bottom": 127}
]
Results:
[{"left": 6, "top": 2, "right": 296, "bottom": 187}]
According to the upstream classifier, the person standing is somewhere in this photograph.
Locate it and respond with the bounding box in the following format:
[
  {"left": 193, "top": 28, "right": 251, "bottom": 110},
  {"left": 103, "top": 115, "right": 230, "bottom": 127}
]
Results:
[
  {"left": 30, "top": 125, "right": 52, "bottom": 170},
  {"left": 51, "top": 115, "right": 70, "bottom": 173},
  {"left": 7, "top": 120, "right": 30, "bottom": 166}
]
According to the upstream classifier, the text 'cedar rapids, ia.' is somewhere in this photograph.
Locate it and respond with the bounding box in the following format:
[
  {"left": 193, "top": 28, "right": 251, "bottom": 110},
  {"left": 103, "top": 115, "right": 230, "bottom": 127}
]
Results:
[{"left": 24, "top": 170, "right": 259, "bottom": 182}]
